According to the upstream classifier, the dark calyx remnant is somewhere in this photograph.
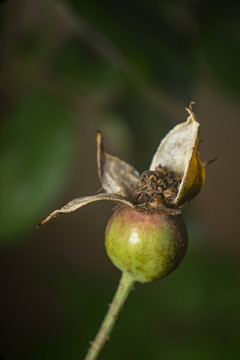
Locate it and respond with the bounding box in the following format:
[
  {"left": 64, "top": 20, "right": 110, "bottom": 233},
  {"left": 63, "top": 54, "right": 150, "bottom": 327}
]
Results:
[{"left": 132, "top": 165, "right": 182, "bottom": 211}]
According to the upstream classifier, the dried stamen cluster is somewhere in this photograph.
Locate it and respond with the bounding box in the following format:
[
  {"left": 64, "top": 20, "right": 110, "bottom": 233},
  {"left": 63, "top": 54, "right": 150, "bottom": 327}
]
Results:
[{"left": 132, "top": 165, "right": 182, "bottom": 210}]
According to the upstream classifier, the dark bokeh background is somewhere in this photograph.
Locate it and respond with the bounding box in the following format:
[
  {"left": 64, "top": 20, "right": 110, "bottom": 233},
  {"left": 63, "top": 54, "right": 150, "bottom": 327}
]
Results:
[{"left": 0, "top": 1, "right": 240, "bottom": 359}]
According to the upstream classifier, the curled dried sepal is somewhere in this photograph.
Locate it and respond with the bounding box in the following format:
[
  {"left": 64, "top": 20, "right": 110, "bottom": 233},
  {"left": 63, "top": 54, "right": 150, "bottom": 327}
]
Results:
[
  {"left": 97, "top": 132, "right": 140, "bottom": 198},
  {"left": 149, "top": 106, "right": 205, "bottom": 205},
  {"left": 38, "top": 193, "right": 134, "bottom": 226},
  {"left": 176, "top": 134, "right": 205, "bottom": 205}
]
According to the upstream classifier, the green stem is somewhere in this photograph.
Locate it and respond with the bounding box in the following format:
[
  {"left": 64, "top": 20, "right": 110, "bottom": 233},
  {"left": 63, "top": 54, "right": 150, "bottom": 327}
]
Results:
[{"left": 84, "top": 271, "right": 135, "bottom": 360}]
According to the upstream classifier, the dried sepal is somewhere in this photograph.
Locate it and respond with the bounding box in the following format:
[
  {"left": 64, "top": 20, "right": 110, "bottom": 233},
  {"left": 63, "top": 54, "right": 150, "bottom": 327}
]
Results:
[
  {"left": 39, "top": 193, "right": 135, "bottom": 226},
  {"left": 149, "top": 105, "right": 205, "bottom": 205},
  {"left": 97, "top": 132, "right": 140, "bottom": 198},
  {"left": 175, "top": 134, "right": 205, "bottom": 205}
]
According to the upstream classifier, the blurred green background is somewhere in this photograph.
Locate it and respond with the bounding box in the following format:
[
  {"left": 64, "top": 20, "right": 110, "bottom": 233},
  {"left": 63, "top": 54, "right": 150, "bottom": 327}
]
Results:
[{"left": 0, "top": 0, "right": 240, "bottom": 359}]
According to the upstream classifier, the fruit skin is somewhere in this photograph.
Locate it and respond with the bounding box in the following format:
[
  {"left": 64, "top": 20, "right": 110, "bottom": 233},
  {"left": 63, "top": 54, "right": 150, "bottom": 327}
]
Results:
[{"left": 105, "top": 207, "right": 188, "bottom": 283}]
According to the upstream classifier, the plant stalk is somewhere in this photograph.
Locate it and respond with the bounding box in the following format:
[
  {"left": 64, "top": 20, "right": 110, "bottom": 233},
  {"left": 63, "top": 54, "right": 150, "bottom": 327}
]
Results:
[{"left": 84, "top": 271, "right": 135, "bottom": 360}]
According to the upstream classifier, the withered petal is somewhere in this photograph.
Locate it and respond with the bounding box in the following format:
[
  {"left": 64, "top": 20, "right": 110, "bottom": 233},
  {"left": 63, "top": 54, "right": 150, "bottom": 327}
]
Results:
[
  {"left": 149, "top": 106, "right": 205, "bottom": 205},
  {"left": 97, "top": 132, "right": 140, "bottom": 197},
  {"left": 39, "top": 193, "right": 134, "bottom": 226}
]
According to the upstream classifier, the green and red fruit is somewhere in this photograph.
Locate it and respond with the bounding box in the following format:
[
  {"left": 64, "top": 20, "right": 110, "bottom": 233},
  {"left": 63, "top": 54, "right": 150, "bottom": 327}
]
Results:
[{"left": 105, "top": 207, "right": 188, "bottom": 283}]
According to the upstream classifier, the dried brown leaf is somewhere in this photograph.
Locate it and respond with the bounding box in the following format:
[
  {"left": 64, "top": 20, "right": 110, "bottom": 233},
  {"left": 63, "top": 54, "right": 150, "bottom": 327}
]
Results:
[
  {"left": 39, "top": 193, "right": 134, "bottom": 226},
  {"left": 97, "top": 132, "right": 140, "bottom": 198}
]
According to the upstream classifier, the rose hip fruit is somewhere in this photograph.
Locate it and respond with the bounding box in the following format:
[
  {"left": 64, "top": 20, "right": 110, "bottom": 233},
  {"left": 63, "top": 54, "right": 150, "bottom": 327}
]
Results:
[{"left": 105, "top": 207, "right": 188, "bottom": 283}]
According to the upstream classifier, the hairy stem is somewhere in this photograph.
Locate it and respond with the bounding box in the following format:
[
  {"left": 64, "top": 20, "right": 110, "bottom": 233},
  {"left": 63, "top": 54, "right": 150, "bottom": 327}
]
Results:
[{"left": 84, "top": 271, "right": 135, "bottom": 360}]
